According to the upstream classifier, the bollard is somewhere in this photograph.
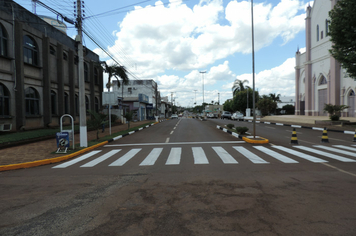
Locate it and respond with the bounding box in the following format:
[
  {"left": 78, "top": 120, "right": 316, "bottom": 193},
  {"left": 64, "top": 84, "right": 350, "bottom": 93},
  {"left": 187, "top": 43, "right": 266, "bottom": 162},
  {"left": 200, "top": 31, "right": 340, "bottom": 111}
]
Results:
[
  {"left": 291, "top": 128, "right": 298, "bottom": 145},
  {"left": 353, "top": 129, "right": 356, "bottom": 142},
  {"left": 321, "top": 127, "right": 329, "bottom": 143}
]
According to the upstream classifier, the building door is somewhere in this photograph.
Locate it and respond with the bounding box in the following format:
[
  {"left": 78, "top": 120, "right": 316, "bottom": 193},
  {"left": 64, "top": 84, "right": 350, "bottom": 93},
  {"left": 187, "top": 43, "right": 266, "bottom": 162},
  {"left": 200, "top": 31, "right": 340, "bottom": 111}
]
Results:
[
  {"left": 318, "top": 89, "right": 327, "bottom": 116},
  {"left": 348, "top": 90, "right": 355, "bottom": 117},
  {"left": 300, "top": 101, "right": 305, "bottom": 115}
]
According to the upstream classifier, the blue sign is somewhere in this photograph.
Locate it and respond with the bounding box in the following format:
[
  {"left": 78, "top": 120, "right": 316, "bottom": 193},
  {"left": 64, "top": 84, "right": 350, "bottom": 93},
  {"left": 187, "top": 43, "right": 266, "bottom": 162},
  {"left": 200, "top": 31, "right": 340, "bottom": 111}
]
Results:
[
  {"left": 146, "top": 103, "right": 153, "bottom": 109},
  {"left": 56, "top": 132, "right": 70, "bottom": 148}
]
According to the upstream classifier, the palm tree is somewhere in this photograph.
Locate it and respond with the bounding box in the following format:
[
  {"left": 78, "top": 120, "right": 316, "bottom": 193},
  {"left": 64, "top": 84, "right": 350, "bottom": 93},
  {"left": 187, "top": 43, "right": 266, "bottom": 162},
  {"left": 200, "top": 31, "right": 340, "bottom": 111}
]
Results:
[
  {"left": 103, "top": 62, "right": 129, "bottom": 92},
  {"left": 232, "top": 79, "right": 249, "bottom": 96},
  {"left": 269, "top": 93, "right": 281, "bottom": 102}
]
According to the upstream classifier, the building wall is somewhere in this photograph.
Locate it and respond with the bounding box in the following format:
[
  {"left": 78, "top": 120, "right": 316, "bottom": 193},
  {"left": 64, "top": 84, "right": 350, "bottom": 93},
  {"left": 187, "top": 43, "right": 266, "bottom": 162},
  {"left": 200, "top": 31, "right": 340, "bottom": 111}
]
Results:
[
  {"left": 0, "top": 0, "right": 104, "bottom": 131},
  {"left": 295, "top": 0, "right": 356, "bottom": 117}
]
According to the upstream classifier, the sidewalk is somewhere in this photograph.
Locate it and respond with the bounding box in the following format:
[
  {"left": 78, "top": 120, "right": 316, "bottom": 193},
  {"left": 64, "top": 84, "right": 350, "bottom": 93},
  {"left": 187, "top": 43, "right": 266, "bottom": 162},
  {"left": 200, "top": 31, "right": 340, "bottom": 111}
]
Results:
[{"left": 0, "top": 120, "right": 150, "bottom": 166}]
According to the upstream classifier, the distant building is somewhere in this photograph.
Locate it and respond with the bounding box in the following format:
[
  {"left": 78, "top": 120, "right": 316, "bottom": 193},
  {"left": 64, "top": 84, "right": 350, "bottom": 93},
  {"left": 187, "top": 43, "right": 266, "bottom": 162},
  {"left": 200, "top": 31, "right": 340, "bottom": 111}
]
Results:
[
  {"left": 112, "top": 79, "right": 160, "bottom": 119},
  {"left": 277, "top": 96, "right": 295, "bottom": 109},
  {"left": 0, "top": 0, "right": 103, "bottom": 131},
  {"left": 295, "top": 0, "right": 355, "bottom": 117}
]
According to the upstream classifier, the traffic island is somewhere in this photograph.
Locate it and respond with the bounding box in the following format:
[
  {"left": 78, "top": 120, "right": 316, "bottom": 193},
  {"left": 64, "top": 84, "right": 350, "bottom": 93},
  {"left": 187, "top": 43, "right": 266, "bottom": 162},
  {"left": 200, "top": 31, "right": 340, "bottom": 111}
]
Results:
[{"left": 242, "top": 136, "right": 269, "bottom": 144}]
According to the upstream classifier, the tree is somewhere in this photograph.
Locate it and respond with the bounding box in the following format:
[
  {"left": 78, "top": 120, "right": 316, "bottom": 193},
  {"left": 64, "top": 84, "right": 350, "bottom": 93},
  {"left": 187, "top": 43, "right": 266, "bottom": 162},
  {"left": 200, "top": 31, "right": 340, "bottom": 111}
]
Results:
[
  {"left": 124, "top": 111, "right": 134, "bottom": 129},
  {"left": 256, "top": 98, "right": 277, "bottom": 116},
  {"left": 323, "top": 104, "right": 349, "bottom": 121},
  {"left": 328, "top": 0, "right": 356, "bottom": 79},
  {"left": 282, "top": 104, "right": 295, "bottom": 115},
  {"left": 103, "top": 63, "right": 130, "bottom": 91},
  {"left": 225, "top": 89, "right": 259, "bottom": 113},
  {"left": 86, "top": 110, "right": 108, "bottom": 140},
  {"left": 232, "top": 79, "right": 249, "bottom": 96},
  {"left": 269, "top": 93, "right": 281, "bottom": 102}
]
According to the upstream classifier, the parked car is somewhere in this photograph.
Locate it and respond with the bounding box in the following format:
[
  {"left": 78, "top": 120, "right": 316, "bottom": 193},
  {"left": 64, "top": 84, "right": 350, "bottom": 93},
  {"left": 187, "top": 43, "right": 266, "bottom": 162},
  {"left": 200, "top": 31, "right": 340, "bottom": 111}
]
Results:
[
  {"left": 232, "top": 112, "right": 244, "bottom": 121},
  {"left": 171, "top": 114, "right": 178, "bottom": 119},
  {"left": 221, "top": 111, "right": 232, "bottom": 119},
  {"left": 207, "top": 113, "right": 214, "bottom": 118}
]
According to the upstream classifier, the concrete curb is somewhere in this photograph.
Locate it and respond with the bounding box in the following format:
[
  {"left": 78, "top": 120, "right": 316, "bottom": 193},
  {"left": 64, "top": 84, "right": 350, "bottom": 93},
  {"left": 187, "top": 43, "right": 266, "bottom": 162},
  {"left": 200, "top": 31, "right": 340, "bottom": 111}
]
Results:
[
  {"left": 216, "top": 125, "right": 269, "bottom": 144},
  {"left": 0, "top": 121, "right": 163, "bottom": 172},
  {"left": 243, "top": 119, "right": 355, "bottom": 134}
]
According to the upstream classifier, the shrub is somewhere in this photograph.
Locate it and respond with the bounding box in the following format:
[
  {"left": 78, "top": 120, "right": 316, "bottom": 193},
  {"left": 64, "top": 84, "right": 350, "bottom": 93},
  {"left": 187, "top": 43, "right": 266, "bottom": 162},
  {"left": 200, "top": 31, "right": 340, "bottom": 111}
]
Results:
[
  {"left": 235, "top": 126, "right": 249, "bottom": 135},
  {"left": 330, "top": 114, "right": 340, "bottom": 121},
  {"left": 111, "top": 114, "right": 118, "bottom": 123},
  {"left": 227, "top": 124, "right": 235, "bottom": 129}
]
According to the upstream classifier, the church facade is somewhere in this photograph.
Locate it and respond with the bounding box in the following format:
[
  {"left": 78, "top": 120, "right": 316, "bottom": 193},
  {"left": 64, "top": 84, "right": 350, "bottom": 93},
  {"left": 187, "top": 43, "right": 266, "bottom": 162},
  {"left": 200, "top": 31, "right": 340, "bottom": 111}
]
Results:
[{"left": 295, "top": 0, "right": 355, "bottom": 117}]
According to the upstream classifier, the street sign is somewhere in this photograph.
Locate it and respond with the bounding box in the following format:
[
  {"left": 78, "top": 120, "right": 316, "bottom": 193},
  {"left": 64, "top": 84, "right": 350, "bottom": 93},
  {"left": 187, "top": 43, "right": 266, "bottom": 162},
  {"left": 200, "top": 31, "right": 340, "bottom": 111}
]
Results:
[{"left": 56, "top": 132, "right": 69, "bottom": 153}]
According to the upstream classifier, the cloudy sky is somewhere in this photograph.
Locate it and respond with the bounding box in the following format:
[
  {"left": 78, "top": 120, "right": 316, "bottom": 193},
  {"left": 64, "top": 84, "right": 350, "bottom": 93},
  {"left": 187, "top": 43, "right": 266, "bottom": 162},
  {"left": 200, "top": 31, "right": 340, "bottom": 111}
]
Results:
[{"left": 16, "top": 0, "right": 313, "bottom": 107}]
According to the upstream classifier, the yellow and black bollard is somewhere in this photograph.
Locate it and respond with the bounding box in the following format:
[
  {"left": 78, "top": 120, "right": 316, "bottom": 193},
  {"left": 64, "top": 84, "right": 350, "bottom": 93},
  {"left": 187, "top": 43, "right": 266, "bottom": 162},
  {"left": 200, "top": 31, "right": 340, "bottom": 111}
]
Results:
[
  {"left": 291, "top": 128, "right": 298, "bottom": 145},
  {"left": 353, "top": 129, "right": 356, "bottom": 142},
  {"left": 321, "top": 127, "right": 329, "bottom": 143}
]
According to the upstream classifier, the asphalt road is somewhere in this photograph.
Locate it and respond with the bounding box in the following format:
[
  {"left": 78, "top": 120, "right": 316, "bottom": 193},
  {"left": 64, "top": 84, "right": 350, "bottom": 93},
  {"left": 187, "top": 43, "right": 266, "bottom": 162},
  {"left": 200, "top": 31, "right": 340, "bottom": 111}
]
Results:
[{"left": 0, "top": 118, "right": 356, "bottom": 236}]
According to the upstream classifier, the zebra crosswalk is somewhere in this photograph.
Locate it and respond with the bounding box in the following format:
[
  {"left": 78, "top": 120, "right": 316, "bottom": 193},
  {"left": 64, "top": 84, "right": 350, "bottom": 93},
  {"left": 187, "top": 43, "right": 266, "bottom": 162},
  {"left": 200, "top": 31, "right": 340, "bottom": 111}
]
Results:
[{"left": 52, "top": 145, "right": 356, "bottom": 169}]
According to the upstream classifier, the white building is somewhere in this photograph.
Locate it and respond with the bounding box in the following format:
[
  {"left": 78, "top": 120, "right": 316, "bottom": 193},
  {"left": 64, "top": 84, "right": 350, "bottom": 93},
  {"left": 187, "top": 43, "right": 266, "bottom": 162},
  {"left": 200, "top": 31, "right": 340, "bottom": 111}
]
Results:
[
  {"left": 112, "top": 79, "right": 161, "bottom": 119},
  {"left": 295, "top": 0, "right": 356, "bottom": 117}
]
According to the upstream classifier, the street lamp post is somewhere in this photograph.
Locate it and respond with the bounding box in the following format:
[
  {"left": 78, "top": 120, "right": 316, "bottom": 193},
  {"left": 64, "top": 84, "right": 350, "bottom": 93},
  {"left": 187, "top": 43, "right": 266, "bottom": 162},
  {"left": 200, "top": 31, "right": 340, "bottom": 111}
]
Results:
[
  {"left": 194, "top": 90, "right": 197, "bottom": 105},
  {"left": 251, "top": 0, "right": 256, "bottom": 138},
  {"left": 200, "top": 71, "right": 206, "bottom": 118}
]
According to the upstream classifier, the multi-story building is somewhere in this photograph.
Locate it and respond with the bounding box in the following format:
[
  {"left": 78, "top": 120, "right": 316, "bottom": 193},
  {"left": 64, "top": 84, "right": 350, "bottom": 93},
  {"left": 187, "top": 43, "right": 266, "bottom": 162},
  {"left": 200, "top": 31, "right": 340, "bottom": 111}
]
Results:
[
  {"left": 0, "top": 0, "right": 104, "bottom": 131},
  {"left": 295, "top": 0, "right": 355, "bottom": 117},
  {"left": 112, "top": 79, "right": 160, "bottom": 119}
]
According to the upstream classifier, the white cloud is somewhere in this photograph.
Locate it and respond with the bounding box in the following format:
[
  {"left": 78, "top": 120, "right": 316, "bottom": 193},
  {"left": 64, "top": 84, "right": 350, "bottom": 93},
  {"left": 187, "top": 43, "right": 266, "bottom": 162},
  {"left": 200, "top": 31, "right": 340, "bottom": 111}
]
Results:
[{"left": 106, "top": 0, "right": 305, "bottom": 79}]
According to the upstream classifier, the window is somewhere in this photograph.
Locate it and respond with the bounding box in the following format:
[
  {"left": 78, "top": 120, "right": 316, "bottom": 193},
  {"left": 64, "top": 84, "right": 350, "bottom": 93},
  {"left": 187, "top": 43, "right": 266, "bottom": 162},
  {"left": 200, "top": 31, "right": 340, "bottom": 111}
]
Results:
[
  {"left": 51, "top": 90, "right": 57, "bottom": 115},
  {"left": 63, "top": 52, "right": 68, "bottom": 61},
  {"left": 94, "top": 97, "right": 99, "bottom": 113},
  {"left": 75, "top": 94, "right": 79, "bottom": 116},
  {"left": 24, "top": 36, "right": 38, "bottom": 66},
  {"left": 64, "top": 92, "right": 69, "bottom": 114},
  {"left": 319, "top": 76, "right": 327, "bottom": 85},
  {"left": 50, "top": 46, "right": 56, "bottom": 56},
  {"left": 316, "top": 25, "right": 319, "bottom": 41},
  {"left": 321, "top": 31, "right": 323, "bottom": 39},
  {"left": 25, "top": 87, "right": 40, "bottom": 115},
  {"left": 94, "top": 68, "right": 99, "bottom": 85},
  {"left": 85, "top": 96, "right": 89, "bottom": 113},
  {"left": 325, "top": 19, "right": 329, "bottom": 36},
  {"left": 0, "top": 24, "right": 8, "bottom": 57},
  {"left": 128, "top": 87, "right": 132, "bottom": 94},
  {"left": 84, "top": 63, "right": 89, "bottom": 82},
  {"left": 0, "top": 84, "right": 10, "bottom": 116},
  {"left": 350, "top": 90, "right": 355, "bottom": 96}
]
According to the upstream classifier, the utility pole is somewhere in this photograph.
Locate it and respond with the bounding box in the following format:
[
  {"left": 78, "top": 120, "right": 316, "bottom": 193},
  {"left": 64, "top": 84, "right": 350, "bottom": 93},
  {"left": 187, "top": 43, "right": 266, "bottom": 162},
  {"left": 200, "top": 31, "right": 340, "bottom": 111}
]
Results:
[
  {"left": 218, "top": 92, "right": 220, "bottom": 105},
  {"left": 251, "top": 0, "right": 256, "bottom": 138},
  {"left": 194, "top": 90, "right": 197, "bottom": 105},
  {"left": 75, "top": 0, "right": 87, "bottom": 147}
]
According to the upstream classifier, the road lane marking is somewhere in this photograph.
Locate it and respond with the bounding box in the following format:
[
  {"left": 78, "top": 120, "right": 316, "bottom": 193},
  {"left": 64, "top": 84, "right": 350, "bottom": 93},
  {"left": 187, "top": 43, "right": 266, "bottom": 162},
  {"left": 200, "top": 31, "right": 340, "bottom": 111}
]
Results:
[
  {"left": 265, "top": 126, "right": 275, "bottom": 129},
  {"left": 170, "top": 131, "right": 174, "bottom": 135},
  {"left": 52, "top": 150, "right": 102, "bottom": 168},
  {"left": 233, "top": 146, "right": 269, "bottom": 164},
  {"left": 109, "top": 149, "right": 141, "bottom": 166},
  {"left": 272, "top": 146, "right": 327, "bottom": 163},
  {"left": 140, "top": 148, "right": 163, "bottom": 166},
  {"left": 165, "top": 138, "right": 170, "bottom": 143},
  {"left": 283, "top": 136, "right": 316, "bottom": 144},
  {"left": 295, "top": 146, "right": 356, "bottom": 162},
  {"left": 321, "top": 163, "right": 356, "bottom": 178},
  {"left": 105, "top": 141, "right": 245, "bottom": 147},
  {"left": 166, "top": 147, "right": 181, "bottom": 165},
  {"left": 192, "top": 147, "right": 209, "bottom": 164},
  {"left": 212, "top": 147, "right": 238, "bottom": 164},
  {"left": 254, "top": 146, "right": 298, "bottom": 163},
  {"left": 80, "top": 150, "right": 121, "bottom": 167}
]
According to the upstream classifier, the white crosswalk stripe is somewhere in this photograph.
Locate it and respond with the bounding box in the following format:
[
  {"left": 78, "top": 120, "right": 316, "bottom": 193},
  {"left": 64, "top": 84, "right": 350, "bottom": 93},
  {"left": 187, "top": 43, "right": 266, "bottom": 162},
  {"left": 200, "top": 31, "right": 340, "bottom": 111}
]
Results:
[
  {"left": 192, "top": 147, "right": 209, "bottom": 164},
  {"left": 52, "top": 150, "right": 101, "bottom": 168},
  {"left": 166, "top": 147, "right": 181, "bottom": 165},
  {"left": 253, "top": 146, "right": 298, "bottom": 163},
  {"left": 109, "top": 149, "right": 141, "bottom": 166},
  {"left": 331, "top": 145, "right": 356, "bottom": 152},
  {"left": 233, "top": 146, "right": 269, "bottom": 164},
  {"left": 51, "top": 145, "right": 356, "bottom": 169},
  {"left": 139, "top": 148, "right": 163, "bottom": 166},
  {"left": 81, "top": 150, "right": 121, "bottom": 167},
  {"left": 272, "top": 146, "right": 327, "bottom": 163},
  {"left": 212, "top": 147, "right": 238, "bottom": 164},
  {"left": 294, "top": 146, "right": 356, "bottom": 162}
]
